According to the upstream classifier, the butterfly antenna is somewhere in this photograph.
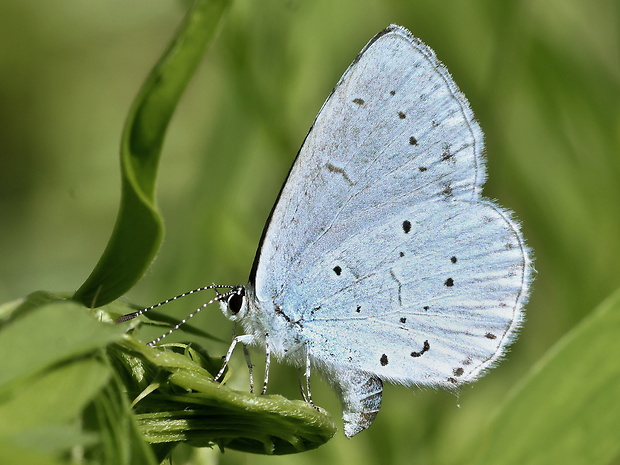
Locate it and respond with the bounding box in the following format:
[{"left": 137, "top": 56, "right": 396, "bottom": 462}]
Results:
[
  {"left": 114, "top": 284, "right": 236, "bottom": 323},
  {"left": 145, "top": 287, "right": 239, "bottom": 346},
  {"left": 114, "top": 284, "right": 238, "bottom": 334}
]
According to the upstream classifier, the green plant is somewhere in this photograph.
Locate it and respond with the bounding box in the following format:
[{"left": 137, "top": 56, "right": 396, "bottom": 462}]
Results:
[
  {"left": 1, "top": 1, "right": 619, "bottom": 464},
  {"left": 0, "top": 1, "right": 335, "bottom": 463}
]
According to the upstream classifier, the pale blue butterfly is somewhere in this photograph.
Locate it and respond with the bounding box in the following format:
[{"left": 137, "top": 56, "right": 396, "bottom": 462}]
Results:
[{"left": 119, "top": 24, "right": 533, "bottom": 438}]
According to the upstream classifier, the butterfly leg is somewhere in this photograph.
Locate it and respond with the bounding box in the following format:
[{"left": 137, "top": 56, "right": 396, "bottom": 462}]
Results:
[
  {"left": 260, "top": 335, "right": 270, "bottom": 395},
  {"left": 296, "top": 349, "right": 318, "bottom": 408},
  {"left": 304, "top": 350, "right": 316, "bottom": 406},
  {"left": 213, "top": 334, "right": 254, "bottom": 382},
  {"left": 297, "top": 368, "right": 307, "bottom": 401},
  {"left": 242, "top": 345, "right": 254, "bottom": 394}
]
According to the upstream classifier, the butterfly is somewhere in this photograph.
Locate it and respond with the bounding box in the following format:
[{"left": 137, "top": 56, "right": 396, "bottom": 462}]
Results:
[{"left": 119, "top": 24, "right": 533, "bottom": 438}]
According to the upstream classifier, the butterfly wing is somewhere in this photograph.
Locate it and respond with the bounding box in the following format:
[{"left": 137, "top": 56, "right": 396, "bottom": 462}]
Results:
[
  {"left": 250, "top": 25, "right": 487, "bottom": 291},
  {"left": 246, "top": 25, "right": 532, "bottom": 434}
]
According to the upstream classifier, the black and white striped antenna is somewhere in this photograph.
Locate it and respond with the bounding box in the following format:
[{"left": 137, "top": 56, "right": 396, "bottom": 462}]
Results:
[{"left": 115, "top": 284, "right": 240, "bottom": 346}]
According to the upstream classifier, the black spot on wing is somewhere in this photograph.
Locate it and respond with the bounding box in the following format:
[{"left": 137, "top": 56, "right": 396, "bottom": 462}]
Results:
[
  {"left": 411, "top": 340, "right": 430, "bottom": 358},
  {"left": 380, "top": 354, "right": 389, "bottom": 366},
  {"left": 333, "top": 266, "right": 342, "bottom": 276},
  {"left": 402, "top": 220, "right": 411, "bottom": 233},
  {"left": 444, "top": 278, "right": 454, "bottom": 287}
]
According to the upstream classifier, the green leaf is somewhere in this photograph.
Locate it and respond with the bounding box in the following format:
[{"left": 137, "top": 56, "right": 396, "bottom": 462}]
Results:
[
  {"left": 73, "top": 0, "right": 232, "bottom": 307},
  {"left": 0, "top": 358, "right": 108, "bottom": 447},
  {"left": 83, "top": 371, "right": 159, "bottom": 465},
  {"left": 472, "top": 289, "right": 620, "bottom": 465},
  {"left": 0, "top": 296, "right": 126, "bottom": 389},
  {"left": 0, "top": 439, "right": 65, "bottom": 465},
  {"left": 0, "top": 291, "right": 66, "bottom": 323},
  {"left": 110, "top": 338, "right": 337, "bottom": 455},
  {"left": 0, "top": 296, "right": 142, "bottom": 464}
]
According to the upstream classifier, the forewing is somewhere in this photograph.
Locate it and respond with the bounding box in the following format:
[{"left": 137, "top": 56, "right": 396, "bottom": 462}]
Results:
[
  {"left": 252, "top": 25, "right": 485, "bottom": 297},
  {"left": 250, "top": 25, "right": 532, "bottom": 387}
]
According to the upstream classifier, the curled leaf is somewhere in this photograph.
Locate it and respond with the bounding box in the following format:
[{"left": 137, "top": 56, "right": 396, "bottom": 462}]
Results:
[
  {"left": 110, "top": 337, "right": 337, "bottom": 455},
  {"left": 74, "top": 0, "right": 232, "bottom": 307}
]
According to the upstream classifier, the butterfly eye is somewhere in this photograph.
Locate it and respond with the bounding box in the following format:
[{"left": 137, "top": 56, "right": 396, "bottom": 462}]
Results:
[{"left": 227, "top": 289, "right": 245, "bottom": 315}]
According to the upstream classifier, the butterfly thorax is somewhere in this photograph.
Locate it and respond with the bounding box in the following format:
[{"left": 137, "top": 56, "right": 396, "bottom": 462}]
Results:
[{"left": 242, "top": 283, "right": 308, "bottom": 365}]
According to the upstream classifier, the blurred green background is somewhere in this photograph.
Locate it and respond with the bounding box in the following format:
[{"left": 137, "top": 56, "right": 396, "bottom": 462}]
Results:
[{"left": 0, "top": 0, "right": 618, "bottom": 464}]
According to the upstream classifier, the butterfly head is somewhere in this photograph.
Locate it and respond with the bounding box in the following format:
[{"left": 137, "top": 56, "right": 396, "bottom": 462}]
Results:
[{"left": 219, "top": 285, "right": 248, "bottom": 322}]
